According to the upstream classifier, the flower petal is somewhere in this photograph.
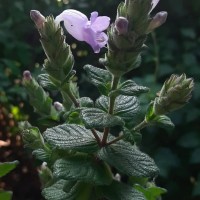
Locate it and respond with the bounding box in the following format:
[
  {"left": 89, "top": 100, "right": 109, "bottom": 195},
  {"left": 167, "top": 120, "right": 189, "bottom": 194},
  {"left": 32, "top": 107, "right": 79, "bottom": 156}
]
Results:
[
  {"left": 83, "top": 28, "right": 99, "bottom": 53},
  {"left": 55, "top": 9, "right": 88, "bottom": 41},
  {"left": 149, "top": 0, "right": 160, "bottom": 13},
  {"left": 91, "top": 16, "right": 110, "bottom": 32},
  {"left": 90, "top": 11, "right": 98, "bottom": 24}
]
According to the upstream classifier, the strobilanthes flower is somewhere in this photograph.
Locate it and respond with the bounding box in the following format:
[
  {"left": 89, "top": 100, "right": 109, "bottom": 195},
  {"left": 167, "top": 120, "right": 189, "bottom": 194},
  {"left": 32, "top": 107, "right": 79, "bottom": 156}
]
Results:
[{"left": 55, "top": 9, "right": 110, "bottom": 53}]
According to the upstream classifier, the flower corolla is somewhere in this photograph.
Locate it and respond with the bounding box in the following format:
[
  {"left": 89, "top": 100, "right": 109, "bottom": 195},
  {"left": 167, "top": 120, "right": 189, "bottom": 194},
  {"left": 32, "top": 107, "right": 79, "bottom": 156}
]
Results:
[{"left": 55, "top": 9, "right": 110, "bottom": 53}]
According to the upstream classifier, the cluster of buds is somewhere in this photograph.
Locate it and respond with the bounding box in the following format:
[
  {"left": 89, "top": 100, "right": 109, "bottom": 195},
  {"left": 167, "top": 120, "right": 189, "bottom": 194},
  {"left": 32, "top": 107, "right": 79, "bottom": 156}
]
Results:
[
  {"left": 101, "top": 0, "right": 167, "bottom": 76},
  {"left": 153, "top": 74, "right": 194, "bottom": 115}
]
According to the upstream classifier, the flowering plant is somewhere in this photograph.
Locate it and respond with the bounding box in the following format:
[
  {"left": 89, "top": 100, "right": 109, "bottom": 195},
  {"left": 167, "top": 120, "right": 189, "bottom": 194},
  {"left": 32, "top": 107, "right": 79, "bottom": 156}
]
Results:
[{"left": 21, "top": 0, "right": 193, "bottom": 199}]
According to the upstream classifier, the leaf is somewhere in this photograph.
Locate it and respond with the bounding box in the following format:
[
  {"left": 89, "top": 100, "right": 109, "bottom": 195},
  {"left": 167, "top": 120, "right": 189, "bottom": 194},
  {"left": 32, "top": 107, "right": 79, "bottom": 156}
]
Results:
[
  {"left": 96, "top": 95, "right": 140, "bottom": 123},
  {"left": 134, "top": 184, "right": 167, "bottom": 200},
  {"left": 83, "top": 65, "right": 112, "bottom": 95},
  {"left": 78, "top": 97, "right": 94, "bottom": 108},
  {"left": 32, "top": 149, "right": 51, "bottom": 162},
  {"left": 37, "top": 74, "right": 57, "bottom": 90},
  {"left": 100, "top": 181, "right": 146, "bottom": 200},
  {"left": 81, "top": 108, "right": 124, "bottom": 129},
  {"left": 0, "top": 191, "right": 12, "bottom": 200},
  {"left": 150, "top": 115, "right": 175, "bottom": 130},
  {"left": 98, "top": 141, "right": 159, "bottom": 178},
  {"left": 42, "top": 180, "right": 94, "bottom": 200},
  {"left": 42, "top": 180, "right": 77, "bottom": 200},
  {"left": 123, "top": 128, "right": 142, "bottom": 145},
  {"left": 43, "top": 124, "right": 98, "bottom": 153},
  {"left": 0, "top": 161, "right": 19, "bottom": 178},
  {"left": 109, "top": 80, "right": 149, "bottom": 97},
  {"left": 53, "top": 155, "right": 112, "bottom": 185}
]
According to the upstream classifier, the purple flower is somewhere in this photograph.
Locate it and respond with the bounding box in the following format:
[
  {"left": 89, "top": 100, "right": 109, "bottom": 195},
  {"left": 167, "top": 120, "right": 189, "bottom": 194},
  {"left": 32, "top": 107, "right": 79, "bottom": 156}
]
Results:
[{"left": 55, "top": 9, "right": 110, "bottom": 53}]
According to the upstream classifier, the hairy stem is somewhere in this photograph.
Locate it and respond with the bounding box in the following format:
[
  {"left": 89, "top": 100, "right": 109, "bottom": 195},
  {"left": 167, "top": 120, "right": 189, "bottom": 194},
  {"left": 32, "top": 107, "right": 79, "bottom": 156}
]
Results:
[
  {"left": 102, "top": 75, "right": 120, "bottom": 146},
  {"left": 133, "top": 119, "right": 148, "bottom": 131},
  {"left": 107, "top": 119, "right": 148, "bottom": 146}
]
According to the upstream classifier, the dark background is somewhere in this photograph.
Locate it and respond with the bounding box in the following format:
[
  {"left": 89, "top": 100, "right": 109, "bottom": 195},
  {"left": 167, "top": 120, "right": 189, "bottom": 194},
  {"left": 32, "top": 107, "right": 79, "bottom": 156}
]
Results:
[{"left": 0, "top": 0, "right": 200, "bottom": 199}]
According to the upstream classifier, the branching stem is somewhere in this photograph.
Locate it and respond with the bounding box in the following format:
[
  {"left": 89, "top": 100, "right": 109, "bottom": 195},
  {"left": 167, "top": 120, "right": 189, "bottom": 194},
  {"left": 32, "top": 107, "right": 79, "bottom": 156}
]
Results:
[{"left": 102, "top": 75, "right": 120, "bottom": 146}]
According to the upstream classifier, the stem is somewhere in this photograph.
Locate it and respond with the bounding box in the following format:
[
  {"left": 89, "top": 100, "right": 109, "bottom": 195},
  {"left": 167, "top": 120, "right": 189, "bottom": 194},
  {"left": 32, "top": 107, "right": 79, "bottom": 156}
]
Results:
[
  {"left": 151, "top": 31, "right": 160, "bottom": 82},
  {"left": 102, "top": 75, "right": 120, "bottom": 146},
  {"left": 65, "top": 84, "right": 80, "bottom": 108},
  {"left": 133, "top": 119, "right": 148, "bottom": 132},
  {"left": 106, "top": 135, "right": 124, "bottom": 146},
  {"left": 91, "top": 129, "right": 101, "bottom": 146},
  {"left": 106, "top": 119, "right": 148, "bottom": 146}
]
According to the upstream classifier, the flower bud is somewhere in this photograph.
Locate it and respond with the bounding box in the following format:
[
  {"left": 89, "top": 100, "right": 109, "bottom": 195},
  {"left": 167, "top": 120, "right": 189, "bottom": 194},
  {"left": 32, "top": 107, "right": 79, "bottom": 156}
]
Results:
[
  {"left": 147, "top": 11, "right": 168, "bottom": 33},
  {"left": 54, "top": 101, "right": 64, "bottom": 111},
  {"left": 23, "top": 70, "right": 32, "bottom": 81},
  {"left": 38, "top": 162, "right": 53, "bottom": 187},
  {"left": 153, "top": 74, "right": 194, "bottom": 115},
  {"left": 115, "top": 17, "right": 129, "bottom": 35},
  {"left": 30, "top": 10, "right": 45, "bottom": 29},
  {"left": 21, "top": 127, "right": 45, "bottom": 149}
]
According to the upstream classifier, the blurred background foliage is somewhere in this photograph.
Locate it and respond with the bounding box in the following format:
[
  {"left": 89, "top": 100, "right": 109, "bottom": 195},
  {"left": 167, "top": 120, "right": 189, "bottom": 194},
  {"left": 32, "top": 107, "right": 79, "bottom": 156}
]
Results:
[{"left": 0, "top": 0, "right": 200, "bottom": 200}]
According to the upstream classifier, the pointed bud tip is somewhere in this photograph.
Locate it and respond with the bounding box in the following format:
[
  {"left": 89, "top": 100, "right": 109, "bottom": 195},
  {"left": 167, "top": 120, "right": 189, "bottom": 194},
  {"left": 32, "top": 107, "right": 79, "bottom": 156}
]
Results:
[
  {"left": 30, "top": 10, "right": 45, "bottom": 29},
  {"left": 115, "top": 17, "right": 129, "bottom": 35},
  {"left": 23, "top": 70, "right": 32, "bottom": 81}
]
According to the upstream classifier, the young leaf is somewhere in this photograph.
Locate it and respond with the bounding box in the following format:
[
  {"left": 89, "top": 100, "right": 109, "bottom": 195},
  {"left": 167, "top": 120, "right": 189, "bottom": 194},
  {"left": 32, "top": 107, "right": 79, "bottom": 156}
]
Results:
[
  {"left": 83, "top": 65, "right": 112, "bottom": 96},
  {"left": 78, "top": 97, "right": 94, "bottom": 108},
  {"left": 123, "top": 127, "right": 142, "bottom": 145},
  {"left": 134, "top": 184, "right": 167, "bottom": 200},
  {"left": 37, "top": 74, "right": 57, "bottom": 90},
  {"left": 0, "top": 161, "right": 19, "bottom": 178},
  {"left": 150, "top": 115, "right": 175, "bottom": 130},
  {"left": 43, "top": 124, "right": 99, "bottom": 153},
  {"left": 96, "top": 95, "right": 140, "bottom": 123},
  {"left": 0, "top": 191, "right": 12, "bottom": 200},
  {"left": 32, "top": 148, "right": 51, "bottom": 162},
  {"left": 109, "top": 80, "right": 149, "bottom": 97},
  {"left": 81, "top": 108, "right": 124, "bottom": 129},
  {"left": 53, "top": 155, "right": 112, "bottom": 185},
  {"left": 98, "top": 141, "right": 159, "bottom": 178},
  {"left": 100, "top": 180, "right": 146, "bottom": 200}
]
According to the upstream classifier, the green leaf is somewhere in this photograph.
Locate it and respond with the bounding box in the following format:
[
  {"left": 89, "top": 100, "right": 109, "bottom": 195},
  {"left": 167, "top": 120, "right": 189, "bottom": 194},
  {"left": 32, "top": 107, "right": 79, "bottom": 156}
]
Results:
[
  {"left": 100, "top": 181, "right": 146, "bottom": 200},
  {"left": 53, "top": 155, "right": 112, "bottom": 185},
  {"left": 96, "top": 95, "right": 140, "bottom": 123},
  {"left": 150, "top": 115, "right": 175, "bottom": 130},
  {"left": 32, "top": 148, "right": 51, "bottom": 162},
  {"left": 123, "top": 128, "right": 142, "bottom": 145},
  {"left": 134, "top": 184, "right": 167, "bottom": 200},
  {"left": 42, "top": 180, "right": 94, "bottom": 200},
  {"left": 43, "top": 124, "right": 98, "bottom": 153},
  {"left": 83, "top": 65, "right": 112, "bottom": 95},
  {"left": 109, "top": 80, "right": 149, "bottom": 97},
  {"left": 0, "top": 191, "right": 12, "bottom": 200},
  {"left": 81, "top": 108, "right": 124, "bottom": 129},
  {"left": 78, "top": 97, "right": 94, "bottom": 108},
  {"left": 98, "top": 141, "right": 158, "bottom": 178},
  {"left": 0, "top": 161, "right": 19, "bottom": 178},
  {"left": 42, "top": 180, "right": 77, "bottom": 200},
  {"left": 37, "top": 74, "right": 57, "bottom": 90}
]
